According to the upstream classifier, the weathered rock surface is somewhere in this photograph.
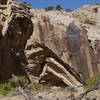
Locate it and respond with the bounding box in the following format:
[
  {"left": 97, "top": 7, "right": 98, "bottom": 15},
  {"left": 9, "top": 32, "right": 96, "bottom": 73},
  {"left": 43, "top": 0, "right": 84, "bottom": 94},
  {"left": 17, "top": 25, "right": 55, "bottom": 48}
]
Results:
[
  {"left": 25, "top": 6, "right": 100, "bottom": 86},
  {"left": 25, "top": 13, "right": 84, "bottom": 86},
  {"left": 0, "top": 0, "right": 100, "bottom": 87},
  {"left": 72, "top": 5, "right": 100, "bottom": 76},
  {"left": 0, "top": 0, "right": 33, "bottom": 81},
  {"left": 27, "top": 5, "right": 100, "bottom": 82}
]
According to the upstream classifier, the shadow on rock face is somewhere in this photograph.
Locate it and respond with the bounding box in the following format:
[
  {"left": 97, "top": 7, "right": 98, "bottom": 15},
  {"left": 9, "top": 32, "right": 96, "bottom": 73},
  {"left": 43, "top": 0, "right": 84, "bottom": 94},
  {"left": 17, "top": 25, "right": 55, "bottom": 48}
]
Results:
[
  {"left": 0, "top": 0, "right": 7, "bottom": 5},
  {"left": 0, "top": 16, "right": 33, "bottom": 81},
  {"left": 66, "top": 23, "right": 90, "bottom": 79}
]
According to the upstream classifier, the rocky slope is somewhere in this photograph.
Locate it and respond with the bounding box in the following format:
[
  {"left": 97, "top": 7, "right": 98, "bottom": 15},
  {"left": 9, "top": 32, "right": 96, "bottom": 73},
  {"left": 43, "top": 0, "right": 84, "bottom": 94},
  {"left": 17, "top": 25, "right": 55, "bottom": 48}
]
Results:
[
  {"left": 0, "top": 88, "right": 100, "bottom": 100},
  {"left": 0, "top": 0, "right": 100, "bottom": 87}
]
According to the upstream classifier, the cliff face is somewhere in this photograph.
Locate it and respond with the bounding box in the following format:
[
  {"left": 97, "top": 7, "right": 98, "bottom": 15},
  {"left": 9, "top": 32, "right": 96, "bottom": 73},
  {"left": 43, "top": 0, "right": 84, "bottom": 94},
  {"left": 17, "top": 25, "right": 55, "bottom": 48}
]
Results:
[
  {"left": 72, "top": 5, "right": 100, "bottom": 76},
  {"left": 25, "top": 14, "right": 84, "bottom": 87},
  {"left": 26, "top": 7, "right": 100, "bottom": 83},
  {"left": 0, "top": 0, "right": 33, "bottom": 80},
  {"left": 0, "top": 0, "right": 100, "bottom": 87}
]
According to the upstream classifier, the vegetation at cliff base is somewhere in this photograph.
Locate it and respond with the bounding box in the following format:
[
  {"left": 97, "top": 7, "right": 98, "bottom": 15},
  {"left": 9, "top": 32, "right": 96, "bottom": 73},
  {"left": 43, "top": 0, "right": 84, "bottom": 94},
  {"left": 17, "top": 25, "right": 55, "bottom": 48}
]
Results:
[
  {"left": 29, "top": 83, "right": 51, "bottom": 92},
  {"left": 0, "top": 76, "right": 28, "bottom": 96},
  {"left": 0, "top": 76, "right": 51, "bottom": 96},
  {"left": 84, "top": 74, "right": 100, "bottom": 89}
]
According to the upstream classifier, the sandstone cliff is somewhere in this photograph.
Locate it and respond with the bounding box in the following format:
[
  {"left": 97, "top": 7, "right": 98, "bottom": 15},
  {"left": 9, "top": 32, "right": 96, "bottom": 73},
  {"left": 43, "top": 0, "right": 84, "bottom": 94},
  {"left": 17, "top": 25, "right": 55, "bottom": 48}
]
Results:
[
  {"left": 0, "top": 0, "right": 33, "bottom": 81},
  {"left": 0, "top": 0, "right": 100, "bottom": 87}
]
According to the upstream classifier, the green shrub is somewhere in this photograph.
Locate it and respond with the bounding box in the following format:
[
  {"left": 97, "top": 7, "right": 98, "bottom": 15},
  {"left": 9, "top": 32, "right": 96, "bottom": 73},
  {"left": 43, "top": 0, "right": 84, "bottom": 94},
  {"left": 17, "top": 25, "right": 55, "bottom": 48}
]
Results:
[
  {"left": 96, "top": 3, "right": 99, "bottom": 5},
  {"left": 29, "top": 83, "right": 51, "bottom": 92},
  {"left": 0, "top": 83, "right": 15, "bottom": 96},
  {"left": 28, "top": 3, "right": 32, "bottom": 7},
  {"left": 45, "top": 6, "right": 54, "bottom": 11},
  {"left": 0, "top": 76, "right": 52, "bottom": 95},
  {"left": 0, "top": 76, "right": 28, "bottom": 96},
  {"left": 84, "top": 74, "right": 100, "bottom": 89},
  {"left": 56, "top": 5, "right": 63, "bottom": 11},
  {"left": 23, "top": 1, "right": 27, "bottom": 5},
  {"left": 59, "top": 87, "right": 66, "bottom": 91},
  {"left": 18, "top": 76, "right": 29, "bottom": 87}
]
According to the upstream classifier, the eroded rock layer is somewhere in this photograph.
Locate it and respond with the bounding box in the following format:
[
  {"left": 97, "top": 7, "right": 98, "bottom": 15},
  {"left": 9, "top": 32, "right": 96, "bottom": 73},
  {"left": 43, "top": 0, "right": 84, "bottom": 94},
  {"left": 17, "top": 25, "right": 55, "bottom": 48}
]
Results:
[{"left": 0, "top": 0, "right": 100, "bottom": 87}]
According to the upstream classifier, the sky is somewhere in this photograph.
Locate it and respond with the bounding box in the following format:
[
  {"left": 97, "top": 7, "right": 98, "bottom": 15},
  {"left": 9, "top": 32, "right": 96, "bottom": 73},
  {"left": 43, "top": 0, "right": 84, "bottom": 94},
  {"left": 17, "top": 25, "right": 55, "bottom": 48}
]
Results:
[{"left": 20, "top": 0, "right": 100, "bottom": 10}]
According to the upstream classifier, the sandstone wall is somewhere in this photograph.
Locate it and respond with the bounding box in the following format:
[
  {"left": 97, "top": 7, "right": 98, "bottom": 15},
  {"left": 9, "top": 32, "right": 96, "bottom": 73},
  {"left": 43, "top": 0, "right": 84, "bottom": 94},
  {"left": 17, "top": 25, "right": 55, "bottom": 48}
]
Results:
[{"left": 0, "top": 1, "right": 100, "bottom": 87}]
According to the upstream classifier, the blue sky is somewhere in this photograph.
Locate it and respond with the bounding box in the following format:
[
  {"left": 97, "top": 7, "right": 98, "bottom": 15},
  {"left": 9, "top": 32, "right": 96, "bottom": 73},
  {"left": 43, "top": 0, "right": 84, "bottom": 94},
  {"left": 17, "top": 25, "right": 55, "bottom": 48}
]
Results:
[{"left": 20, "top": 0, "right": 100, "bottom": 10}]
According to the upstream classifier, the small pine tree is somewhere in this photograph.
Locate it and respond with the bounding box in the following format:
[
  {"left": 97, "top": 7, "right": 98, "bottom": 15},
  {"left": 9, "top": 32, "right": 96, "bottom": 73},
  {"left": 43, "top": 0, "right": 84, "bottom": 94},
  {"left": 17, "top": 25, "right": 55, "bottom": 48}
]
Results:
[
  {"left": 56, "top": 5, "right": 63, "bottom": 11},
  {"left": 45, "top": 6, "right": 54, "bottom": 11},
  {"left": 28, "top": 3, "right": 32, "bottom": 7},
  {"left": 23, "top": 1, "right": 27, "bottom": 5},
  {"left": 96, "top": 3, "right": 99, "bottom": 5}
]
